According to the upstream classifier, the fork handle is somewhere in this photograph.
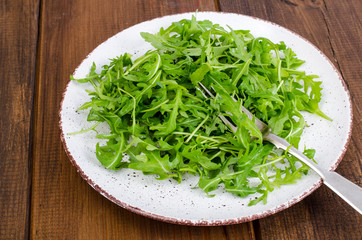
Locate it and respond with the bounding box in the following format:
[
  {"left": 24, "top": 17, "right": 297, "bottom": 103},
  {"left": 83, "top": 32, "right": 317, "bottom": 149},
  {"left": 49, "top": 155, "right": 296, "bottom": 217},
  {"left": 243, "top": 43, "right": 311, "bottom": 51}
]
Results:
[
  {"left": 323, "top": 171, "right": 362, "bottom": 214},
  {"left": 264, "top": 133, "right": 362, "bottom": 214}
]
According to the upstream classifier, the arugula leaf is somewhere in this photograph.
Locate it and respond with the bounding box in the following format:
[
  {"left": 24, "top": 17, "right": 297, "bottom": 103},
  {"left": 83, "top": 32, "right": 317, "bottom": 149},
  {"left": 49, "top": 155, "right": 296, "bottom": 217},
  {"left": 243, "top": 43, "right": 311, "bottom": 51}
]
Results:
[
  {"left": 96, "top": 133, "right": 127, "bottom": 170},
  {"left": 129, "top": 150, "right": 175, "bottom": 180},
  {"left": 150, "top": 89, "right": 182, "bottom": 136},
  {"left": 182, "top": 148, "right": 220, "bottom": 171},
  {"left": 190, "top": 63, "right": 212, "bottom": 85}
]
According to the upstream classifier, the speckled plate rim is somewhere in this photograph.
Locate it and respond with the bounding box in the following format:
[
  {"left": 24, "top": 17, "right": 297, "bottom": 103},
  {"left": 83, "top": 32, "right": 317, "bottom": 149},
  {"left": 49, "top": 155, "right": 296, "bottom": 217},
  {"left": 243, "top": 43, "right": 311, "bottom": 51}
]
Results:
[{"left": 59, "top": 11, "right": 353, "bottom": 226}]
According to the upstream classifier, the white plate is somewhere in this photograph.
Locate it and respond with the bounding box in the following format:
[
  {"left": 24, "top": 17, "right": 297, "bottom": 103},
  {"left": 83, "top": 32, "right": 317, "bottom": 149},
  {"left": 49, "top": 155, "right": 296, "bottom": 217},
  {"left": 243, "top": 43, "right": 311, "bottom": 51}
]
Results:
[{"left": 59, "top": 12, "right": 352, "bottom": 225}]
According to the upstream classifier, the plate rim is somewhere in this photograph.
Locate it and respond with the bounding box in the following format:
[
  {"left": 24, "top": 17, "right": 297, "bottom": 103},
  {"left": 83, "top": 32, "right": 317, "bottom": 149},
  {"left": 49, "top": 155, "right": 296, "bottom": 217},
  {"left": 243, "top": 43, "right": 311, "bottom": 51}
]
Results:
[{"left": 59, "top": 11, "right": 353, "bottom": 226}]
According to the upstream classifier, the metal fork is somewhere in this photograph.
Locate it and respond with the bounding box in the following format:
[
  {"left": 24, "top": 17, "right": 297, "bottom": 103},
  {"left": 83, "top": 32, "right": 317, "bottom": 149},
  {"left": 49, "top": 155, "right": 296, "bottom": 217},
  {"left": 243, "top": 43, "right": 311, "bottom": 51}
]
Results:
[{"left": 198, "top": 82, "right": 362, "bottom": 214}]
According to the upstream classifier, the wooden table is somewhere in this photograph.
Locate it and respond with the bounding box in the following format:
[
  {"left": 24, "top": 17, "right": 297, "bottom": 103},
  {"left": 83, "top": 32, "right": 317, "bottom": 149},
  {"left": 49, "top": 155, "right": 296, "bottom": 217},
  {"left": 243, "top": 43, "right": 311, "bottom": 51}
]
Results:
[{"left": 1, "top": 0, "right": 361, "bottom": 239}]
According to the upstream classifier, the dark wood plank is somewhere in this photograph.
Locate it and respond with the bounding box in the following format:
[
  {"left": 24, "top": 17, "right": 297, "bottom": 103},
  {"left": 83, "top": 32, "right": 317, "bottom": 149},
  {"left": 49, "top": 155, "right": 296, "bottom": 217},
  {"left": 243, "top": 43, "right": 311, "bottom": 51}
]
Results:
[
  {"left": 322, "top": 0, "right": 362, "bottom": 182},
  {"left": 31, "top": 0, "right": 255, "bottom": 239},
  {"left": 219, "top": 0, "right": 362, "bottom": 239},
  {"left": 0, "top": 0, "right": 40, "bottom": 239}
]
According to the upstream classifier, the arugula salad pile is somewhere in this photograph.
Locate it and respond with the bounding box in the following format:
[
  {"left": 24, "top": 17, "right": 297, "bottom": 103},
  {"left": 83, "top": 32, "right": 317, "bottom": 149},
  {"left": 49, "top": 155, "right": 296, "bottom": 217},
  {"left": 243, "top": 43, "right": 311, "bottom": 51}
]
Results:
[{"left": 71, "top": 16, "right": 330, "bottom": 205}]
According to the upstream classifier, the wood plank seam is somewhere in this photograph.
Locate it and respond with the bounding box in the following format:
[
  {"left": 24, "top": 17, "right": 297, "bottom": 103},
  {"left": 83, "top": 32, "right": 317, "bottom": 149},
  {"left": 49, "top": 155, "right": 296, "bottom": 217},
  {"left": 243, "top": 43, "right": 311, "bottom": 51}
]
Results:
[
  {"left": 319, "top": 0, "right": 350, "bottom": 90},
  {"left": 280, "top": 0, "right": 298, "bottom": 7},
  {"left": 214, "top": 0, "right": 221, "bottom": 11},
  {"left": 252, "top": 220, "right": 261, "bottom": 240},
  {"left": 30, "top": 0, "right": 44, "bottom": 239}
]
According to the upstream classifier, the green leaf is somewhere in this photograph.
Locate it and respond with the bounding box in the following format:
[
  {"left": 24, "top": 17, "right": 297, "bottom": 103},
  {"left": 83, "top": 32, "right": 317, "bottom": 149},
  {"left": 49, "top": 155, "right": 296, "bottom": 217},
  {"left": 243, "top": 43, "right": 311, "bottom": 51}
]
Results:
[
  {"left": 129, "top": 150, "right": 173, "bottom": 180},
  {"left": 71, "top": 62, "right": 98, "bottom": 83},
  {"left": 96, "top": 133, "right": 127, "bottom": 170},
  {"left": 150, "top": 89, "right": 182, "bottom": 136},
  {"left": 182, "top": 148, "right": 220, "bottom": 171},
  {"left": 190, "top": 63, "right": 212, "bottom": 85},
  {"left": 225, "top": 184, "right": 259, "bottom": 197},
  {"left": 248, "top": 190, "right": 268, "bottom": 206},
  {"left": 198, "top": 176, "right": 222, "bottom": 196}
]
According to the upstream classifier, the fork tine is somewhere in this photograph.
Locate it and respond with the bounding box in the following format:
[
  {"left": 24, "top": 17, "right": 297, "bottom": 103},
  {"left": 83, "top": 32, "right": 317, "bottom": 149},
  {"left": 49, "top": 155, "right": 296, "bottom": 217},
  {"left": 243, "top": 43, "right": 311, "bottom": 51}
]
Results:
[
  {"left": 198, "top": 82, "right": 269, "bottom": 133},
  {"left": 198, "top": 83, "right": 237, "bottom": 133},
  {"left": 218, "top": 114, "right": 238, "bottom": 133},
  {"left": 199, "top": 82, "right": 215, "bottom": 98}
]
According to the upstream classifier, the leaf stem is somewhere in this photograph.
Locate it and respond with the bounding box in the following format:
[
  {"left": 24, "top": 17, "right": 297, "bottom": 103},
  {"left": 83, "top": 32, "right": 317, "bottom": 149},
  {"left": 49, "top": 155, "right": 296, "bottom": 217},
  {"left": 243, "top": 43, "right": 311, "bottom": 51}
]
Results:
[
  {"left": 68, "top": 122, "right": 101, "bottom": 135},
  {"left": 118, "top": 88, "right": 136, "bottom": 135},
  {"left": 185, "top": 115, "right": 209, "bottom": 143}
]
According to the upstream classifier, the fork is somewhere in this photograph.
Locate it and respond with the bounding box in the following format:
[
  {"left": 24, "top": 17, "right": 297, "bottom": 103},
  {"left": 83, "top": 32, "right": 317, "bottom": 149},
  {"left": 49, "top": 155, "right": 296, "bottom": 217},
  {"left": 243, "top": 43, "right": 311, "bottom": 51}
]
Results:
[{"left": 198, "top": 82, "right": 362, "bottom": 214}]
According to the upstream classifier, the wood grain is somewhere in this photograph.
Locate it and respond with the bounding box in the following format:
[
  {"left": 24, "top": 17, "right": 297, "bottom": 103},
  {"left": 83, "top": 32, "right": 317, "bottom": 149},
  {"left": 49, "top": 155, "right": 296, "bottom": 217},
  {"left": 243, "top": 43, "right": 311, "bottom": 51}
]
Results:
[
  {"left": 31, "top": 0, "right": 255, "bottom": 239},
  {"left": 219, "top": 0, "right": 362, "bottom": 239},
  {"left": 0, "top": 0, "right": 39, "bottom": 239}
]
